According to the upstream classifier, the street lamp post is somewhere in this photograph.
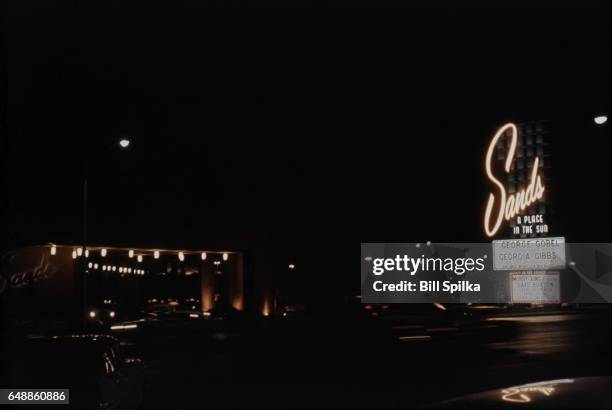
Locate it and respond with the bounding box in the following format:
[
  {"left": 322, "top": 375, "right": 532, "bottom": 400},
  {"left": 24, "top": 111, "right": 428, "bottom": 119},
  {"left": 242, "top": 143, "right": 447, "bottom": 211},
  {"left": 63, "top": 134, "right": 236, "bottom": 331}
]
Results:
[{"left": 79, "top": 137, "right": 131, "bottom": 327}]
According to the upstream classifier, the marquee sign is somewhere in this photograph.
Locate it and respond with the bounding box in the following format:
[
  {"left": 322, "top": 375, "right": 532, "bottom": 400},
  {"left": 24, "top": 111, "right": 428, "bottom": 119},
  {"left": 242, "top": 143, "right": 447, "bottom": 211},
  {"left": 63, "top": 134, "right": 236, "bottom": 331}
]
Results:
[
  {"left": 510, "top": 271, "right": 561, "bottom": 304},
  {"left": 483, "top": 122, "right": 546, "bottom": 237}
]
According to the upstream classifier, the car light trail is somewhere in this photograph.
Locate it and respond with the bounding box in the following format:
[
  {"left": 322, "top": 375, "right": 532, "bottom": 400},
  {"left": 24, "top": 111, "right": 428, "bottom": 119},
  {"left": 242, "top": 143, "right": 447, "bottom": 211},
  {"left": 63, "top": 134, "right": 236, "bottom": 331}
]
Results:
[
  {"left": 110, "top": 324, "right": 138, "bottom": 330},
  {"left": 398, "top": 335, "right": 431, "bottom": 342}
]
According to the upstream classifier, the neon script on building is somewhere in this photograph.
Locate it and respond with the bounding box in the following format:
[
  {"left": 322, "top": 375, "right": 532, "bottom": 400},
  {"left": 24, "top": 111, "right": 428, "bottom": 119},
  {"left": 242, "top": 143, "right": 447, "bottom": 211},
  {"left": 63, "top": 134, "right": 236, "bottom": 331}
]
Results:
[{"left": 484, "top": 123, "right": 545, "bottom": 237}]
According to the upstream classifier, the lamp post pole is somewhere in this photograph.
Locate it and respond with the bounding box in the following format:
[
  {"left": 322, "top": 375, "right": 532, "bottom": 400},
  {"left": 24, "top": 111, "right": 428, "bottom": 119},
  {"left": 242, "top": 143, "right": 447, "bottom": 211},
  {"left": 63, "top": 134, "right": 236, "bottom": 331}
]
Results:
[
  {"left": 79, "top": 138, "right": 132, "bottom": 328},
  {"left": 81, "top": 159, "right": 89, "bottom": 328},
  {"left": 83, "top": 164, "right": 88, "bottom": 250}
]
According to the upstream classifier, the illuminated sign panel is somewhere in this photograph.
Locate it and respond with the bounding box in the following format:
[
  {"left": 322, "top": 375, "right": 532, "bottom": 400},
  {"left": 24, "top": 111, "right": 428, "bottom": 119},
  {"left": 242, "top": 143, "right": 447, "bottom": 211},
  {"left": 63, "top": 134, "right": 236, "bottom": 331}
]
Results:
[
  {"left": 483, "top": 123, "right": 546, "bottom": 237},
  {"left": 510, "top": 271, "right": 561, "bottom": 303},
  {"left": 492, "top": 237, "right": 566, "bottom": 271}
]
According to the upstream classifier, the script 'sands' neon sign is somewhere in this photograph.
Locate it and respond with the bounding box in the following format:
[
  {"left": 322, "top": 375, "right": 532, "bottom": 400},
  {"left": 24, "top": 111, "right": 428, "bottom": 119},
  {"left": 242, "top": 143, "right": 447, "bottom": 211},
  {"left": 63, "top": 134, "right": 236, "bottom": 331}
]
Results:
[{"left": 484, "top": 123, "right": 545, "bottom": 237}]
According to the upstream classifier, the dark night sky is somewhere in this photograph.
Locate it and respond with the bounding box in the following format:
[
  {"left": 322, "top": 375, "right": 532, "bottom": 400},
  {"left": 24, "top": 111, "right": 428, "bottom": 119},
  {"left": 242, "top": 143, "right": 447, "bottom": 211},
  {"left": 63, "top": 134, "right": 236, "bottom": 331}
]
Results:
[{"left": 2, "top": 1, "right": 611, "bottom": 275}]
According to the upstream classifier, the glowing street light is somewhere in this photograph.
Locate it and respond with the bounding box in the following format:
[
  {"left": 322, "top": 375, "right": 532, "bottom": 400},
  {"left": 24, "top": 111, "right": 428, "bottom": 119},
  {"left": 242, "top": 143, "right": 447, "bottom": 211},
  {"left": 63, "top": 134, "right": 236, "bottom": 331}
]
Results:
[
  {"left": 222, "top": 252, "right": 229, "bottom": 261},
  {"left": 154, "top": 251, "right": 160, "bottom": 259},
  {"left": 178, "top": 251, "right": 185, "bottom": 262},
  {"left": 119, "top": 138, "right": 131, "bottom": 148},
  {"left": 50, "top": 245, "right": 57, "bottom": 256},
  {"left": 594, "top": 115, "right": 608, "bottom": 125},
  {"left": 101, "top": 248, "right": 107, "bottom": 257}
]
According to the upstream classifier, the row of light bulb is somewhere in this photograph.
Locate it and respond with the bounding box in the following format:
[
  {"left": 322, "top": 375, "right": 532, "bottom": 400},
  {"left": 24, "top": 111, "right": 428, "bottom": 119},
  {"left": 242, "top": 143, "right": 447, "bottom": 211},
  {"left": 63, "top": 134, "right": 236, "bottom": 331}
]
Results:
[
  {"left": 86, "top": 262, "right": 145, "bottom": 275},
  {"left": 54, "top": 245, "right": 230, "bottom": 262}
]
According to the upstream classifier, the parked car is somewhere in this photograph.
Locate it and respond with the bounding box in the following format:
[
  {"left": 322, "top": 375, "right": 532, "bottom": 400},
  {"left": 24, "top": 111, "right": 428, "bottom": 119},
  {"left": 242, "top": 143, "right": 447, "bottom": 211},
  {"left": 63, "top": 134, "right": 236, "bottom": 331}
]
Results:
[{"left": 6, "top": 334, "right": 144, "bottom": 409}]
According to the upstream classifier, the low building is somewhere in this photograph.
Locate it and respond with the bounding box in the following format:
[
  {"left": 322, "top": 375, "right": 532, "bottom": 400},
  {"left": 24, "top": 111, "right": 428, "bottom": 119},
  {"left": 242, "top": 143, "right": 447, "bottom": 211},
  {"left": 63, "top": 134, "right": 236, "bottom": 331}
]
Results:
[{"left": 0, "top": 243, "right": 276, "bottom": 329}]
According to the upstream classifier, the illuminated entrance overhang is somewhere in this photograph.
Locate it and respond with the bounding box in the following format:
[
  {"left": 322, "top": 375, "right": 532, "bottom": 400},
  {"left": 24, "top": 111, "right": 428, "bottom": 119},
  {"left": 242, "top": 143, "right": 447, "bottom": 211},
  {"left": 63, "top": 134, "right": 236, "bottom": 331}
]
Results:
[
  {"left": 45, "top": 244, "right": 238, "bottom": 262},
  {"left": 44, "top": 243, "right": 244, "bottom": 312}
]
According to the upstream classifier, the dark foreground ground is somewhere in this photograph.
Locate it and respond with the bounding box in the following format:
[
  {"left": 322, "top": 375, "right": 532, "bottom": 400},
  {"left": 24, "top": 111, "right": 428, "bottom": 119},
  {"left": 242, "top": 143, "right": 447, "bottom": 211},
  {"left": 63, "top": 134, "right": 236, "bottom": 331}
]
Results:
[{"left": 125, "top": 306, "right": 612, "bottom": 409}]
